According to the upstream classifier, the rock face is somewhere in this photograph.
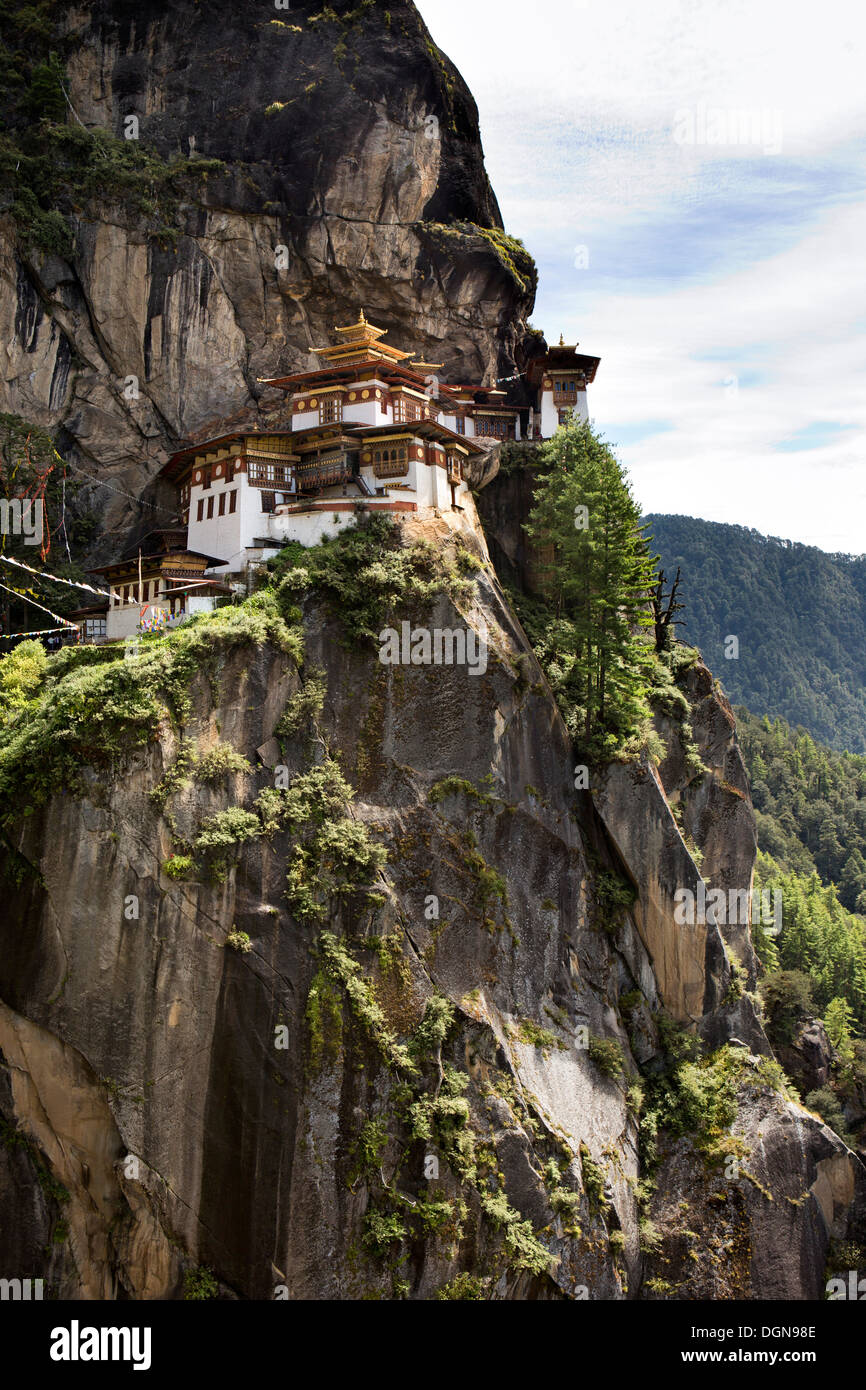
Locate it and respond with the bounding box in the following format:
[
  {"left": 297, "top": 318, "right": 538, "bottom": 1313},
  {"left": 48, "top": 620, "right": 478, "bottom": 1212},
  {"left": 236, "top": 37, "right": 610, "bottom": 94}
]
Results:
[
  {"left": 1, "top": 497, "right": 864, "bottom": 1301},
  {"left": 0, "top": 0, "right": 537, "bottom": 556}
]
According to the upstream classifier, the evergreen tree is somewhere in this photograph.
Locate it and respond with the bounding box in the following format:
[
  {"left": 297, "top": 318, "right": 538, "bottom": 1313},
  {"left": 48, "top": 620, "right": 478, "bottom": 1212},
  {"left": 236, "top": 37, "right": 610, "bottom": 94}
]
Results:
[{"left": 524, "top": 419, "right": 657, "bottom": 757}]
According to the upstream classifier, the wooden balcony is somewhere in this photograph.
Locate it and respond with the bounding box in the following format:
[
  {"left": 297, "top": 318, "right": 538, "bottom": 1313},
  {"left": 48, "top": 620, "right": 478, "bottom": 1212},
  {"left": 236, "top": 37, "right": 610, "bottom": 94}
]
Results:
[
  {"left": 295, "top": 456, "right": 353, "bottom": 492},
  {"left": 248, "top": 460, "right": 294, "bottom": 488}
]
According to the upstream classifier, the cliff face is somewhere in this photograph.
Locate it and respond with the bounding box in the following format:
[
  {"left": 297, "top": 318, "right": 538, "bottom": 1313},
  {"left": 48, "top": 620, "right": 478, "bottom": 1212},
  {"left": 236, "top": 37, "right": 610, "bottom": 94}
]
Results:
[
  {"left": 1, "top": 497, "right": 863, "bottom": 1301},
  {"left": 2, "top": 1, "right": 864, "bottom": 1304},
  {"left": 0, "top": 0, "right": 537, "bottom": 553}
]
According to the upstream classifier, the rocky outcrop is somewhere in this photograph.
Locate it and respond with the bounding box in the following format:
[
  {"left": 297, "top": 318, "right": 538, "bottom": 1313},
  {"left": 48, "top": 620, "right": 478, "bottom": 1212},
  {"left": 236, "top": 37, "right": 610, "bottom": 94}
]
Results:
[
  {"left": 1, "top": 500, "right": 864, "bottom": 1299},
  {"left": 655, "top": 661, "right": 760, "bottom": 986},
  {"left": 0, "top": 0, "right": 538, "bottom": 557},
  {"left": 775, "top": 1019, "right": 835, "bottom": 1098}
]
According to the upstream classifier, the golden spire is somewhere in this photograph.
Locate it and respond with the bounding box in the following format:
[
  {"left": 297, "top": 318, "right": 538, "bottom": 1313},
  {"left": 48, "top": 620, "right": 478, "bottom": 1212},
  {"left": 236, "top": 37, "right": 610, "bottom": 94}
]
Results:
[
  {"left": 313, "top": 308, "right": 413, "bottom": 362},
  {"left": 559, "top": 333, "right": 565, "bottom": 347}
]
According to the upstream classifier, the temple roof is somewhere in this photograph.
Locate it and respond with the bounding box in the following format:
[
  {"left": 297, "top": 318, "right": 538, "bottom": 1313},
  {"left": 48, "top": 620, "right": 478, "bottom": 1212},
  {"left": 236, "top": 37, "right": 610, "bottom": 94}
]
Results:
[
  {"left": 89, "top": 547, "right": 226, "bottom": 577},
  {"left": 527, "top": 346, "right": 601, "bottom": 385},
  {"left": 309, "top": 307, "right": 413, "bottom": 365}
]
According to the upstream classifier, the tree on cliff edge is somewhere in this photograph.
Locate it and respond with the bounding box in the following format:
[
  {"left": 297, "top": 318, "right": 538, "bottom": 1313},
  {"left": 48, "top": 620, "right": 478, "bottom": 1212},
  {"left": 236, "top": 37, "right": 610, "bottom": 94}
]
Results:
[{"left": 524, "top": 418, "right": 657, "bottom": 758}]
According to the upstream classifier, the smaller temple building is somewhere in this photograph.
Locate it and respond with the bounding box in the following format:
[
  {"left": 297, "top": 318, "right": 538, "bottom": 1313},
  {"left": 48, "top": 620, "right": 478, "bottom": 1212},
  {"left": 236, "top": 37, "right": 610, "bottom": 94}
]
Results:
[
  {"left": 527, "top": 336, "right": 601, "bottom": 439},
  {"left": 84, "top": 530, "right": 230, "bottom": 643}
]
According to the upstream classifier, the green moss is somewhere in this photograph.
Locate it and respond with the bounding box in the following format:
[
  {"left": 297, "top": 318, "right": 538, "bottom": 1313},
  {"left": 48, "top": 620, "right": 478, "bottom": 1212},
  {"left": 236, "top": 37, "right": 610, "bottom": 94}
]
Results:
[
  {"left": 269, "top": 514, "right": 474, "bottom": 648},
  {"left": 319, "top": 933, "right": 416, "bottom": 1074},
  {"left": 193, "top": 808, "right": 262, "bottom": 881},
  {"left": 419, "top": 221, "right": 538, "bottom": 295},
  {"left": 149, "top": 739, "right": 195, "bottom": 809},
  {"left": 183, "top": 1266, "right": 218, "bottom": 1300},
  {"left": 588, "top": 854, "right": 638, "bottom": 934},
  {"left": 225, "top": 929, "right": 252, "bottom": 953},
  {"left": 348, "top": 1118, "right": 389, "bottom": 1183},
  {"left": 0, "top": 589, "right": 298, "bottom": 825},
  {"left": 587, "top": 1035, "right": 626, "bottom": 1082},
  {"left": 512, "top": 1018, "right": 565, "bottom": 1056},
  {"left": 162, "top": 854, "right": 194, "bottom": 881},
  {"left": 0, "top": 1118, "right": 70, "bottom": 1209},
  {"left": 276, "top": 667, "right": 326, "bottom": 742},
  {"left": 435, "top": 1272, "right": 484, "bottom": 1300},
  {"left": 362, "top": 1208, "right": 406, "bottom": 1258},
  {"left": 428, "top": 775, "right": 495, "bottom": 807},
  {"left": 305, "top": 968, "right": 343, "bottom": 1072},
  {"left": 479, "top": 1190, "right": 553, "bottom": 1276},
  {"left": 194, "top": 742, "right": 252, "bottom": 784},
  {"left": 579, "top": 1144, "right": 607, "bottom": 1215}
]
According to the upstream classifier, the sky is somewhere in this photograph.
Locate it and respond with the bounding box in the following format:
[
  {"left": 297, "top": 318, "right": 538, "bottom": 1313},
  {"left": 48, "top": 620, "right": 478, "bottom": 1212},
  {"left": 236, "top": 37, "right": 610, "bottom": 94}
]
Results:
[{"left": 414, "top": 0, "right": 866, "bottom": 554}]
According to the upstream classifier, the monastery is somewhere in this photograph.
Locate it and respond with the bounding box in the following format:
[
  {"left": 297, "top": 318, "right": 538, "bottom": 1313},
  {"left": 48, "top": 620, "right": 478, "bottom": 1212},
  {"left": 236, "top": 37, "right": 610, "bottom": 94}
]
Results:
[{"left": 77, "top": 313, "right": 600, "bottom": 643}]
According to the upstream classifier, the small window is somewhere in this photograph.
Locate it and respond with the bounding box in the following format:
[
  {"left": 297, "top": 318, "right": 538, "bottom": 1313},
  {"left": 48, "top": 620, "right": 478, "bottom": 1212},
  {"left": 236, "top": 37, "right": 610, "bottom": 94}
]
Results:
[
  {"left": 261, "top": 491, "right": 276, "bottom": 513},
  {"left": 455, "top": 416, "right": 466, "bottom": 435},
  {"left": 218, "top": 492, "right": 226, "bottom": 517},
  {"left": 201, "top": 470, "right": 211, "bottom": 490},
  {"left": 197, "top": 499, "right": 204, "bottom": 522},
  {"left": 319, "top": 397, "right": 342, "bottom": 425},
  {"left": 229, "top": 489, "right": 237, "bottom": 514},
  {"left": 207, "top": 496, "right": 215, "bottom": 519}
]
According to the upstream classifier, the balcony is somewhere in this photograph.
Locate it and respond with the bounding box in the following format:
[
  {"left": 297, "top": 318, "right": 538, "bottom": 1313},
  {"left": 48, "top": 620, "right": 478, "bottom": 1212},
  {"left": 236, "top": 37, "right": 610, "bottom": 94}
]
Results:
[
  {"left": 248, "top": 460, "right": 294, "bottom": 489},
  {"left": 295, "top": 455, "right": 353, "bottom": 492}
]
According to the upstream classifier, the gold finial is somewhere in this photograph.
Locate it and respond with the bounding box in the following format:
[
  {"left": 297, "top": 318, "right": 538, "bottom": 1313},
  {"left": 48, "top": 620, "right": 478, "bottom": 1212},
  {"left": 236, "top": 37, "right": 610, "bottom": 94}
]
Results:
[
  {"left": 559, "top": 333, "right": 565, "bottom": 347},
  {"left": 359, "top": 308, "right": 367, "bottom": 325}
]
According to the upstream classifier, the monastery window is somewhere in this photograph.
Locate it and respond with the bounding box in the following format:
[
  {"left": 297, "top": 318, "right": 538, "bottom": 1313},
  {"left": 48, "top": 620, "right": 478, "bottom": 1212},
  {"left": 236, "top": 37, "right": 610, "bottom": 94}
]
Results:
[
  {"left": 319, "top": 396, "right": 343, "bottom": 425},
  {"left": 372, "top": 445, "right": 409, "bottom": 478},
  {"left": 558, "top": 407, "right": 574, "bottom": 425},
  {"left": 229, "top": 489, "right": 237, "bottom": 514},
  {"left": 197, "top": 499, "right": 204, "bottom": 522},
  {"left": 446, "top": 454, "right": 462, "bottom": 484},
  {"left": 475, "top": 417, "right": 515, "bottom": 440},
  {"left": 84, "top": 616, "right": 107, "bottom": 641},
  {"left": 455, "top": 416, "right": 466, "bottom": 435},
  {"left": 393, "top": 396, "right": 423, "bottom": 424},
  {"left": 201, "top": 470, "right": 210, "bottom": 489},
  {"left": 381, "top": 395, "right": 388, "bottom": 415},
  {"left": 261, "top": 491, "right": 276, "bottom": 513},
  {"left": 207, "top": 496, "right": 215, "bottom": 520},
  {"left": 248, "top": 458, "right": 292, "bottom": 488},
  {"left": 218, "top": 492, "right": 226, "bottom": 517}
]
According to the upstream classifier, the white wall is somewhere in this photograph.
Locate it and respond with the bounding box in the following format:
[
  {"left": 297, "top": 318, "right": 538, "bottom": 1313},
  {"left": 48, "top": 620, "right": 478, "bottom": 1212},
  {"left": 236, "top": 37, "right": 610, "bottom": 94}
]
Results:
[
  {"left": 106, "top": 603, "right": 170, "bottom": 642},
  {"left": 268, "top": 508, "right": 359, "bottom": 548},
  {"left": 188, "top": 475, "right": 271, "bottom": 572},
  {"left": 540, "top": 392, "right": 562, "bottom": 438}
]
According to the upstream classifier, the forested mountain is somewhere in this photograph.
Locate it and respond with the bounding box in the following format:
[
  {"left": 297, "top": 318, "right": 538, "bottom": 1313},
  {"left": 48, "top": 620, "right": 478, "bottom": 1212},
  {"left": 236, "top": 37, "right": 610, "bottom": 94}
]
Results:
[
  {"left": 645, "top": 514, "right": 866, "bottom": 753},
  {"left": 736, "top": 707, "right": 866, "bottom": 912}
]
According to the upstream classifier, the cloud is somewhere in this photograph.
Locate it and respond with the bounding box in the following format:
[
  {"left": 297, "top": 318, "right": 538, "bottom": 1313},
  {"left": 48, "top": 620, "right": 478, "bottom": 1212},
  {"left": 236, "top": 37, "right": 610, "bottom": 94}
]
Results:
[{"left": 416, "top": 0, "right": 866, "bottom": 551}]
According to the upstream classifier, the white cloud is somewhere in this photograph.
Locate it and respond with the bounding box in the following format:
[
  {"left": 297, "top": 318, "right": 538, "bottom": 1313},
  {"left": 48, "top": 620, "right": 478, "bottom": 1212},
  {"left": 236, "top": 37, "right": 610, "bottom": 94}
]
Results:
[{"left": 415, "top": 0, "right": 866, "bottom": 551}]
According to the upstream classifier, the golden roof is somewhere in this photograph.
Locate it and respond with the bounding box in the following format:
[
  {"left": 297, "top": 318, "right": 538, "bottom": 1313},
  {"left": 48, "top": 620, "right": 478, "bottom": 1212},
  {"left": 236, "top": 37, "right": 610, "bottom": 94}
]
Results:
[
  {"left": 311, "top": 308, "right": 413, "bottom": 363},
  {"left": 331, "top": 307, "right": 389, "bottom": 343}
]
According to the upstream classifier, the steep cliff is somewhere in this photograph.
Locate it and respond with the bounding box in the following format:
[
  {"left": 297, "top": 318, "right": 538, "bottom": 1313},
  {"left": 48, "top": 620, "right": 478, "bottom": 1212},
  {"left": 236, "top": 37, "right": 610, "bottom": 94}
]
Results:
[
  {"left": 1, "top": 495, "right": 863, "bottom": 1300},
  {"left": 0, "top": 0, "right": 538, "bottom": 555},
  {"left": 2, "top": 0, "right": 864, "bottom": 1305}
]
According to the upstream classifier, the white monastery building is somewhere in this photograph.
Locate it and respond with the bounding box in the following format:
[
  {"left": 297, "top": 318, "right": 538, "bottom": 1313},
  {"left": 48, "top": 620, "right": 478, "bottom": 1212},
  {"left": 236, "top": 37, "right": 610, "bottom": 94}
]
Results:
[{"left": 85, "top": 312, "right": 600, "bottom": 641}]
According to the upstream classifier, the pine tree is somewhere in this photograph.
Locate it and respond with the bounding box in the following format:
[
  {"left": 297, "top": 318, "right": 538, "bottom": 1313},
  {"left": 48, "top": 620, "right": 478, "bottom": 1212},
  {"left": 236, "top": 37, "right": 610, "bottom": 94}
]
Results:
[{"left": 524, "top": 418, "right": 657, "bottom": 757}]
